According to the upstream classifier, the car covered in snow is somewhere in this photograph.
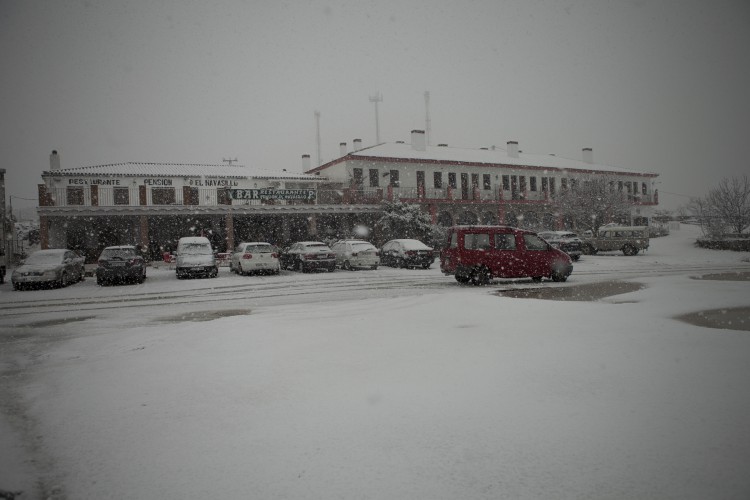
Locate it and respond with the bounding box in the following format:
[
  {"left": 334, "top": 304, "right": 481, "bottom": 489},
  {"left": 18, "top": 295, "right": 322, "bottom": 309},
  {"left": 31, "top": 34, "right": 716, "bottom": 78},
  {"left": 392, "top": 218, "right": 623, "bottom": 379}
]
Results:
[
  {"left": 380, "top": 239, "right": 435, "bottom": 269},
  {"left": 330, "top": 240, "right": 380, "bottom": 270},
  {"left": 280, "top": 241, "right": 336, "bottom": 273},
  {"left": 230, "top": 242, "right": 280, "bottom": 275},
  {"left": 537, "top": 231, "right": 583, "bottom": 261},
  {"left": 175, "top": 236, "right": 218, "bottom": 279},
  {"left": 11, "top": 248, "right": 85, "bottom": 290},
  {"left": 96, "top": 245, "right": 147, "bottom": 285}
]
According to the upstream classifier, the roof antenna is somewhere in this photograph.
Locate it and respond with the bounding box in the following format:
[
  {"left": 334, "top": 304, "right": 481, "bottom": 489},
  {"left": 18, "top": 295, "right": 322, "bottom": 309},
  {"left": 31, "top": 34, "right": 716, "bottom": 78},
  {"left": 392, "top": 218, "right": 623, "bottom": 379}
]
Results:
[{"left": 223, "top": 157, "right": 238, "bottom": 165}]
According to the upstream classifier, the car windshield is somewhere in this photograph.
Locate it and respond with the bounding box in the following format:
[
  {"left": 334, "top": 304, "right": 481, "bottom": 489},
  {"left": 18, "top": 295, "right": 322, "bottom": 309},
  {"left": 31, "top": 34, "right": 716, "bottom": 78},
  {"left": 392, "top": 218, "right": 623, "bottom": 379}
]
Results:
[
  {"left": 181, "top": 243, "right": 212, "bottom": 255},
  {"left": 399, "top": 240, "right": 430, "bottom": 250},
  {"left": 245, "top": 245, "right": 272, "bottom": 253},
  {"left": 24, "top": 252, "right": 64, "bottom": 264},
  {"left": 351, "top": 242, "right": 375, "bottom": 251},
  {"left": 101, "top": 248, "right": 136, "bottom": 259}
]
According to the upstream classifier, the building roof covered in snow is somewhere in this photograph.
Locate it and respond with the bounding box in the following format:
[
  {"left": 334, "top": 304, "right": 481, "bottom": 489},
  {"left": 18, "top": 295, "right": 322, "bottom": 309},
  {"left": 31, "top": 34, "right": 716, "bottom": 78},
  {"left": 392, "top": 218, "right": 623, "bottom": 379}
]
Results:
[{"left": 43, "top": 162, "right": 321, "bottom": 181}]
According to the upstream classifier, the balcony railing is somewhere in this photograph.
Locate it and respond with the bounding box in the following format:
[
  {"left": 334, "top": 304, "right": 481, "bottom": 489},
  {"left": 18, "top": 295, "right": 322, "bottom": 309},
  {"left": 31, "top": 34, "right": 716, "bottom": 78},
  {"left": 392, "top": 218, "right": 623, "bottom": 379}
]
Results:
[{"left": 38, "top": 185, "right": 659, "bottom": 208}]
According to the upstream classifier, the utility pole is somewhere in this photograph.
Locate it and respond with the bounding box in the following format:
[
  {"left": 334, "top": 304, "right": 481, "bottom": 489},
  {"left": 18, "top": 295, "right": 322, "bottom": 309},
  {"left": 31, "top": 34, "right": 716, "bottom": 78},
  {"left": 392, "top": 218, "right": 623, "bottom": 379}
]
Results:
[
  {"left": 424, "top": 91, "right": 432, "bottom": 146},
  {"left": 222, "top": 157, "right": 238, "bottom": 166},
  {"left": 315, "top": 110, "right": 322, "bottom": 166},
  {"left": 369, "top": 92, "right": 383, "bottom": 144}
]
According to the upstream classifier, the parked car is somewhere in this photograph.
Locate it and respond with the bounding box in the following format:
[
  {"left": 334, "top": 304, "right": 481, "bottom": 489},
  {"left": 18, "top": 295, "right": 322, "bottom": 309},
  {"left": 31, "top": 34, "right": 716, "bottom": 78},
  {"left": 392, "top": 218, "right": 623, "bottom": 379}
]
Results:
[
  {"left": 330, "top": 240, "right": 380, "bottom": 270},
  {"left": 582, "top": 226, "right": 650, "bottom": 256},
  {"left": 280, "top": 241, "right": 336, "bottom": 272},
  {"left": 11, "top": 248, "right": 85, "bottom": 290},
  {"left": 230, "top": 242, "right": 280, "bottom": 275},
  {"left": 440, "top": 225, "right": 573, "bottom": 285},
  {"left": 380, "top": 239, "right": 435, "bottom": 269},
  {"left": 537, "top": 231, "right": 583, "bottom": 261},
  {"left": 175, "top": 236, "right": 218, "bottom": 279},
  {"left": 95, "top": 245, "right": 147, "bottom": 285}
]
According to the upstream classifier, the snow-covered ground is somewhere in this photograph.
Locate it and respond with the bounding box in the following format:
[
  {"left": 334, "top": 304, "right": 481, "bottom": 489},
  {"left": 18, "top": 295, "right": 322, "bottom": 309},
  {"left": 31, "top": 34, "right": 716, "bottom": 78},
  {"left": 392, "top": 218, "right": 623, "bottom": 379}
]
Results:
[{"left": 2, "top": 224, "right": 750, "bottom": 499}]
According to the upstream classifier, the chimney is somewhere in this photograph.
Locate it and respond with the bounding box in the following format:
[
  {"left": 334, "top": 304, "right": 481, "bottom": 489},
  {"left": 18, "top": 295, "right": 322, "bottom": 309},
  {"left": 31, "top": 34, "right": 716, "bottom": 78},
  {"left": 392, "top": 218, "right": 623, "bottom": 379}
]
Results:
[
  {"left": 438, "top": 143, "right": 448, "bottom": 147},
  {"left": 49, "top": 150, "right": 61, "bottom": 170},
  {"left": 353, "top": 138, "right": 362, "bottom": 151},
  {"left": 507, "top": 141, "right": 519, "bottom": 158},
  {"left": 582, "top": 147, "right": 593, "bottom": 164},
  {"left": 411, "top": 130, "right": 426, "bottom": 151},
  {"left": 339, "top": 142, "right": 347, "bottom": 157},
  {"left": 302, "top": 154, "right": 311, "bottom": 171}
]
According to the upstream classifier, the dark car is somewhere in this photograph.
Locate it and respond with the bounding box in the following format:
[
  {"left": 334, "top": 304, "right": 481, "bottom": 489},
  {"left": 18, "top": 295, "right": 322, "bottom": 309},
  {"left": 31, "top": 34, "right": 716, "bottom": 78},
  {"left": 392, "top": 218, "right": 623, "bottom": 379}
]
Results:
[
  {"left": 537, "top": 231, "right": 583, "bottom": 261},
  {"left": 380, "top": 239, "right": 435, "bottom": 269},
  {"left": 96, "top": 245, "right": 147, "bottom": 285},
  {"left": 280, "top": 241, "right": 336, "bottom": 273}
]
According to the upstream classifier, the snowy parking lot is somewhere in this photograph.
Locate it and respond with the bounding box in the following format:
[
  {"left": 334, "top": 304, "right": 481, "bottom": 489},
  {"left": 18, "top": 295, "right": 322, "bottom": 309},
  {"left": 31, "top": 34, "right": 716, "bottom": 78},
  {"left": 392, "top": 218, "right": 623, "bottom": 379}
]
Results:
[{"left": 2, "top": 225, "right": 750, "bottom": 499}]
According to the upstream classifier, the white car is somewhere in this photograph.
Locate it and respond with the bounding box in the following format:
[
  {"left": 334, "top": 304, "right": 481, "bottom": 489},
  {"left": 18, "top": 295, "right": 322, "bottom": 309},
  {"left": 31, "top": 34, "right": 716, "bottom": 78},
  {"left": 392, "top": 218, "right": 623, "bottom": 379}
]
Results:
[
  {"left": 12, "top": 248, "right": 86, "bottom": 290},
  {"left": 229, "top": 242, "right": 280, "bottom": 275},
  {"left": 331, "top": 240, "right": 380, "bottom": 270}
]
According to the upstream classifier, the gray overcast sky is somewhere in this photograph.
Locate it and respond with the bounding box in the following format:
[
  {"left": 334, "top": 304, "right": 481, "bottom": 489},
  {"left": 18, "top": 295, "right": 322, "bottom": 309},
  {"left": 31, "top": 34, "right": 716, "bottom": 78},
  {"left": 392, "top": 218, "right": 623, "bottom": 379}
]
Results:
[{"left": 2, "top": 0, "right": 749, "bottom": 214}]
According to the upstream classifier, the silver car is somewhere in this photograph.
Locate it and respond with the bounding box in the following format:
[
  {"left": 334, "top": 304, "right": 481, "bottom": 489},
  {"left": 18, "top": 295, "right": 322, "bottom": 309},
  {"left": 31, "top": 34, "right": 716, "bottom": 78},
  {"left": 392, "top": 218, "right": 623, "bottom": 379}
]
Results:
[
  {"left": 331, "top": 240, "right": 380, "bottom": 270},
  {"left": 12, "top": 248, "right": 86, "bottom": 290}
]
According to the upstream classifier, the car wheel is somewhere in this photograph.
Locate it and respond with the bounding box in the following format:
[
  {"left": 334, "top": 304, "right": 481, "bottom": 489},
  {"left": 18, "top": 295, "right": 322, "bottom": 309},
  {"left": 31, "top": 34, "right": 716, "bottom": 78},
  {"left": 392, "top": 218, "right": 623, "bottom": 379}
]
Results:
[
  {"left": 582, "top": 243, "right": 595, "bottom": 255},
  {"left": 210, "top": 267, "right": 218, "bottom": 278},
  {"left": 572, "top": 255, "right": 580, "bottom": 261},
  {"left": 469, "top": 266, "right": 491, "bottom": 286},
  {"left": 397, "top": 257, "right": 406, "bottom": 269},
  {"left": 13, "top": 282, "right": 22, "bottom": 291},
  {"left": 622, "top": 244, "right": 638, "bottom": 256},
  {"left": 97, "top": 276, "right": 104, "bottom": 286},
  {"left": 421, "top": 263, "right": 430, "bottom": 269},
  {"left": 59, "top": 272, "right": 68, "bottom": 288},
  {"left": 296, "top": 259, "right": 305, "bottom": 273},
  {"left": 532, "top": 276, "right": 543, "bottom": 282},
  {"left": 342, "top": 260, "right": 352, "bottom": 271},
  {"left": 370, "top": 265, "right": 378, "bottom": 270},
  {"left": 455, "top": 274, "right": 471, "bottom": 284},
  {"left": 551, "top": 269, "right": 568, "bottom": 282}
]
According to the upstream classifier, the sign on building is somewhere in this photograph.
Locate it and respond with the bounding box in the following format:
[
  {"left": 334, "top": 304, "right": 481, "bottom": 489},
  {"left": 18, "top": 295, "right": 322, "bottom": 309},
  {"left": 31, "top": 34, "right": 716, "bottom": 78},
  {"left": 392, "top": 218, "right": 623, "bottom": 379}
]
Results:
[{"left": 229, "top": 189, "right": 316, "bottom": 201}]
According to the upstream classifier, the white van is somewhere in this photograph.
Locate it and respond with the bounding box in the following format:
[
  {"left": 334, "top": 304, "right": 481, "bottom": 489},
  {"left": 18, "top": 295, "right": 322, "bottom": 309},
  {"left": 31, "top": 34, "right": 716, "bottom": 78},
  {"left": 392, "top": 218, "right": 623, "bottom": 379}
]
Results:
[{"left": 175, "top": 236, "right": 218, "bottom": 279}]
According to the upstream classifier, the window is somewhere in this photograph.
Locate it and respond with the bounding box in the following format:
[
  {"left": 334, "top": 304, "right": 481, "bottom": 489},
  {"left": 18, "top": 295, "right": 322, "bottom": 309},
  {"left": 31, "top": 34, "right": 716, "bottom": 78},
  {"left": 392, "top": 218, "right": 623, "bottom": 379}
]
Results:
[
  {"left": 549, "top": 178, "right": 556, "bottom": 196},
  {"left": 448, "top": 173, "right": 457, "bottom": 189},
  {"left": 519, "top": 176, "right": 527, "bottom": 193},
  {"left": 369, "top": 169, "right": 379, "bottom": 187},
  {"left": 502, "top": 175, "right": 510, "bottom": 190},
  {"left": 434, "top": 171, "right": 443, "bottom": 188},
  {"left": 151, "top": 187, "right": 176, "bottom": 205},
  {"left": 67, "top": 187, "right": 84, "bottom": 205},
  {"left": 642, "top": 182, "right": 648, "bottom": 195},
  {"left": 464, "top": 233, "right": 490, "bottom": 250},
  {"left": 482, "top": 174, "right": 491, "bottom": 190},
  {"left": 524, "top": 234, "right": 547, "bottom": 251},
  {"left": 389, "top": 170, "right": 400, "bottom": 187},
  {"left": 494, "top": 233, "right": 516, "bottom": 250},
  {"left": 530, "top": 176, "right": 537, "bottom": 192},
  {"left": 471, "top": 174, "right": 479, "bottom": 188},
  {"left": 541, "top": 177, "right": 548, "bottom": 192},
  {"left": 353, "top": 168, "right": 363, "bottom": 186},
  {"left": 449, "top": 232, "right": 458, "bottom": 249},
  {"left": 561, "top": 178, "right": 568, "bottom": 191},
  {"left": 113, "top": 187, "right": 130, "bottom": 205}
]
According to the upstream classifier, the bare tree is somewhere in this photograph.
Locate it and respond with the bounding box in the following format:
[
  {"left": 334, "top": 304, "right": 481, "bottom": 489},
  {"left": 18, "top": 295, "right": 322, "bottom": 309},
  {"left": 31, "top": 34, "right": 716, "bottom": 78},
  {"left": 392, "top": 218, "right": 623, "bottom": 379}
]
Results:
[
  {"left": 707, "top": 175, "right": 750, "bottom": 235},
  {"left": 689, "top": 175, "right": 750, "bottom": 237},
  {"left": 553, "top": 176, "right": 632, "bottom": 234}
]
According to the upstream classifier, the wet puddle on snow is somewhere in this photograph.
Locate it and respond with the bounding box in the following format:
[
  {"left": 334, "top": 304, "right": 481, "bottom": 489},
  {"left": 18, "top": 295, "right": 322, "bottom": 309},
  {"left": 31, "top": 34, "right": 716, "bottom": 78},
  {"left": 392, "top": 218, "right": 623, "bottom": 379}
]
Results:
[
  {"left": 497, "top": 281, "right": 644, "bottom": 301},
  {"left": 676, "top": 307, "right": 750, "bottom": 332},
  {"left": 153, "top": 309, "right": 252, "bottom": 323}
]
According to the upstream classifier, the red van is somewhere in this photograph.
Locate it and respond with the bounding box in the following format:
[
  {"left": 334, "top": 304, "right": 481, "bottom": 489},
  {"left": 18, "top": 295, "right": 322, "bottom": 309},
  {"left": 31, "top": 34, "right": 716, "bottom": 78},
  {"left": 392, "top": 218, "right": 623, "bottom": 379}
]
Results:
[{"left": 440, "top": 225, "right": 573, "bottom": 285}]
